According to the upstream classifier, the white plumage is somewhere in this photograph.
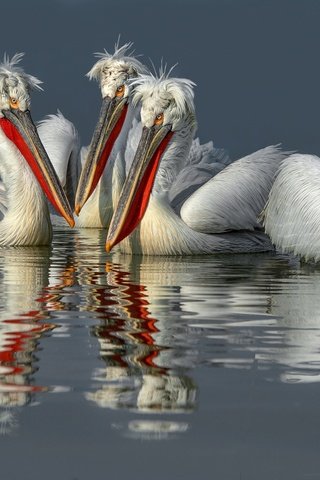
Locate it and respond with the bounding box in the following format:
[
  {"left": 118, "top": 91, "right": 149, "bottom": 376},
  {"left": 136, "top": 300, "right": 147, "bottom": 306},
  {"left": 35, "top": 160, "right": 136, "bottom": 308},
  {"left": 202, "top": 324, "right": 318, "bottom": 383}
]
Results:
[
  {"left": 106, "top": 73, "right": 289, "bottom": 255},
  {"left": 0, "top": 132, "right": 51, "bottom": 245},
  {"left": 181, "top": 144, "right": 284, "bottom": 233},
  {"left": 263, "top": 153, "right": 320, "bottom": 262},
  {"left": 0, "top": 53, "right": 43, "bottom": 102}
]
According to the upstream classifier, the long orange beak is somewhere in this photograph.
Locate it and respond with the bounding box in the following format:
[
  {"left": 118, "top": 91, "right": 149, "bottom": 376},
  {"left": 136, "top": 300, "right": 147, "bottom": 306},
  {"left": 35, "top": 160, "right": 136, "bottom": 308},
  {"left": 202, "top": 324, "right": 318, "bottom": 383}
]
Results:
[
  {"left": 106, "top": 124, "right": 173, "bottom": 252},
  {"left": 0, "top": 108, "right": 74, "bottom": 227},
  {"left": 74, "top": 95, "right": 128, "bottom": 215}
]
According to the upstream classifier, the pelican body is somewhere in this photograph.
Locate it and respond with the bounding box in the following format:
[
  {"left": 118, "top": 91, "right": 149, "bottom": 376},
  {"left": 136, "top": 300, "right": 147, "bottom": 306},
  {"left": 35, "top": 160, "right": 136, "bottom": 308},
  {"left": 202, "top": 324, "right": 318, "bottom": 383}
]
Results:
[
  {"left": 105, "top": 74, "right": 288, "bottom": 256},
  {"left": 0, "top": 54, "right": 74, "bottom": 246}
]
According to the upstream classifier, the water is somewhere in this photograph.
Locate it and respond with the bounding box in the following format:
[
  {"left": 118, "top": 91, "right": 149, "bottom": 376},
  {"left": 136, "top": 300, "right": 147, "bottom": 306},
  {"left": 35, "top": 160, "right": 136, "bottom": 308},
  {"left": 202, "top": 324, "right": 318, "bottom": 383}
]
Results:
[{"left": 0, "top": 228, "right": 320, "bottom": 479}]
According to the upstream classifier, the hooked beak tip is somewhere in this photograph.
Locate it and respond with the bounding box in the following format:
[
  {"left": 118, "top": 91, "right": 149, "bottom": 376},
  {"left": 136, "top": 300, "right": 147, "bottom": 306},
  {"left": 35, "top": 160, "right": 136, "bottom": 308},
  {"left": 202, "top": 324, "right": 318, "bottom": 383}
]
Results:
[
  {"left": 74, "top": 204, "right": 81, "bottom": 216},
  {"left": 106, "top": 240, "right": 113, "bottom": 253},
  {"left": 68, "top": 217, "right": 75, "bottom": 228}
]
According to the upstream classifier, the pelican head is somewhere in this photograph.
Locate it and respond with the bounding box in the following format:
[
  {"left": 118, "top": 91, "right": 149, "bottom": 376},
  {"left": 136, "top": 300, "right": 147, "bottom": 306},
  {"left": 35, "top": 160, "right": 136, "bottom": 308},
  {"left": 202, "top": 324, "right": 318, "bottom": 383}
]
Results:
[
  {"left": 0, "top": 53, "right": 74, "bottom": 227},
  {"left": 133, "top": 73, "right": 196, "bottom": 131},
  {"left": 87, "top": 41, "right": 146, "bottom": 100},
  {"left": 106, "top": 72, "right": 197, "bottom": 252},
  {"left": 75, "top": 41, "right": 147, "bottom": 215}
]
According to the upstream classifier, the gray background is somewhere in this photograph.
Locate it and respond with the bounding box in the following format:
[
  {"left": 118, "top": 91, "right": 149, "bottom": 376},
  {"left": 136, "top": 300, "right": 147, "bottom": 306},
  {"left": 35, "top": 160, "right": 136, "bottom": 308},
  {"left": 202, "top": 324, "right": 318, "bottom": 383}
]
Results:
[{"left": 1, "top": 0, "right": 319, "bottom": 158}]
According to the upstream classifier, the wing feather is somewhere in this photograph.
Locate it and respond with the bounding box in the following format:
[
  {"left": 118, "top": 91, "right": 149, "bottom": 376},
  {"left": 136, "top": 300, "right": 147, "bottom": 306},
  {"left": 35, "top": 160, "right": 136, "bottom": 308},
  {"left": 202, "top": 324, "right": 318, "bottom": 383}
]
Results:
[
  {"left": 38, "top": 111, "right": 81, "bottom": 207},
  {"left": 263, "top": 154, "right": 320, "bottom": 262},
  {"left": 186, "top": 137, "right": 231, "bottom": 166},
  {"left": 180, "top": 144, "right": 288, "bottom": 233},
  {"left": 124, "top": 117, "right": 142, "bottom": 174},
  {"left": 169, "top": 138, "right": 231, "bottom": 212},
  {"left": 0, "top": 180, "right": 7, "bottom": 220}
]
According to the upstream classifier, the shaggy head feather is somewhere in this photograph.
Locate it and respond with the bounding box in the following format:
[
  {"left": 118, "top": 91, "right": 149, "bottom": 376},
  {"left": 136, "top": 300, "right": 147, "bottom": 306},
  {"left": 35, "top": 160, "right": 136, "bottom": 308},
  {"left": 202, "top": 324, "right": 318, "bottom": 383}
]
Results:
[
  {"left": 87, "top": 41, "right": 147, "bottom": 99},
  {"left": 0, "top": 53, "right": 42, "bottom": 114}
]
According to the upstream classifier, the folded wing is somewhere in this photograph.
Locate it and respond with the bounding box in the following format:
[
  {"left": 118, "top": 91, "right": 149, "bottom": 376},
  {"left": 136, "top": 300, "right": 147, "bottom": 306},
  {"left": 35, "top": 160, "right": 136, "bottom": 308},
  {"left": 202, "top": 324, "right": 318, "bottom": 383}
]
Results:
[
  {"left": 180, "top": 144, "right": 288, "bottom": 233},
  {"left": 169, "top": 138, "right": 231, "bottom": 213}
]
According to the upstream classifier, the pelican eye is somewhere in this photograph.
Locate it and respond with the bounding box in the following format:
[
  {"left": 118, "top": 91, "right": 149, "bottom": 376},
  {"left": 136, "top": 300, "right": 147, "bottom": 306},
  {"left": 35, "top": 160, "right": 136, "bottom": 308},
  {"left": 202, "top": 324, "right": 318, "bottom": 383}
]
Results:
[
  {"left": 154, "top": 113, "right": 164, "bottom": 126},
  {"left": 10, "top": 98, "right": 19, "bottom": 109},
  {"left": 115, "top": 85, "right": 125, "bottom": 97}
]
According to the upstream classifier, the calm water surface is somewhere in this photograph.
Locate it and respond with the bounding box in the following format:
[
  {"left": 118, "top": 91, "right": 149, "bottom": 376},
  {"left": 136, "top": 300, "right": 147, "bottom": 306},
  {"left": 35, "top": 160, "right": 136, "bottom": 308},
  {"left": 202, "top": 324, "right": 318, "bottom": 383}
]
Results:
[{"left": 0, "top": 228, "right": 320, "bottom": 480}]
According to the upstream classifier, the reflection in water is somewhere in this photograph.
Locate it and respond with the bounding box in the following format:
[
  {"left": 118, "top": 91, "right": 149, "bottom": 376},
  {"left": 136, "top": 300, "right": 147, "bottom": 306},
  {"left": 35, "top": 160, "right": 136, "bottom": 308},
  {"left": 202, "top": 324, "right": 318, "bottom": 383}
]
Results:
[
  {"left": 67, "top": 235, "right": 320, "bottom": 438},
  {"left": 268, "top": 267, "right": 320, "bottom": 384},
  {"left": 179, "top": 254, "right": 320, "bottom": 385},
  {"left": 0, "top": 238, "right": 80, "bottom": 434},
  {"left": 0, "top": 247, "right": 53, "bottom": 434},
  {"left": 115, "top": 419, "right": 189, "bottom": 441},
  {"left": 2, "top": 227, "right": 320, "bottom": 444}
]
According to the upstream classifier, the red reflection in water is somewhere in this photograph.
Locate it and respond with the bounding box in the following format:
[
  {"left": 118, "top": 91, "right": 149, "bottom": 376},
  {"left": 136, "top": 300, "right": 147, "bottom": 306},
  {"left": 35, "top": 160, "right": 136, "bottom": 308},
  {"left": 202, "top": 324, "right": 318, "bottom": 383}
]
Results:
[
  {"left": 89, "top": 262, "right": 167, "bottom": 374},
  {"left": 0, "top": 315, "right": 55, "bottom": 400},
  {"left": 0, "top": 259, "right": 79, "bottom": 410}
]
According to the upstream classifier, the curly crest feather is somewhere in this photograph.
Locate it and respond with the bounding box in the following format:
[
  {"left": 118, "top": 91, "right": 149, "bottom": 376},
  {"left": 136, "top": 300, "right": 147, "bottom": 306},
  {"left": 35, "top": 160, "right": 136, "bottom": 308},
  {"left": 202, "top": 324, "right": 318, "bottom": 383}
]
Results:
[
  {"left": 132, "top": 73, "right": 196, "bottom": 119},
  {"left": 87, "top": 41, "right": 147, "bottom": 83},
  {"left": 0, "top": 53, "right": 43, "bottom": 93}
]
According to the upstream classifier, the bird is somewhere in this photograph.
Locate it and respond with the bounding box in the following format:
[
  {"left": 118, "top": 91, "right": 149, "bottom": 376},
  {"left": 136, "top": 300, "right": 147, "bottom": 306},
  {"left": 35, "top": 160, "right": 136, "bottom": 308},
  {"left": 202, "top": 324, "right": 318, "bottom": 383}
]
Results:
[
  {"left": 70, "top": 41, "right": 231, "bottom": 227},
  {"left": 0, "top": 53, "right": 74, "bottom": 246},
  {"left": 262, "top": 154, "right": 320, "bottom": 262},
  {"left": 105, "top": 72, "right": 289, "bottom": 256}
]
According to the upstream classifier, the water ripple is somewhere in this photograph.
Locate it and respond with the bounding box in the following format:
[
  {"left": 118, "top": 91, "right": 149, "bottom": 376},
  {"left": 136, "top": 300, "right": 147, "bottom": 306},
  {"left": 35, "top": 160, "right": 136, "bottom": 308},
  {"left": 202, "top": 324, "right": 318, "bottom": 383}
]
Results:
[{"left": 0, "top": 230, "right": 320, "bottom": 439}]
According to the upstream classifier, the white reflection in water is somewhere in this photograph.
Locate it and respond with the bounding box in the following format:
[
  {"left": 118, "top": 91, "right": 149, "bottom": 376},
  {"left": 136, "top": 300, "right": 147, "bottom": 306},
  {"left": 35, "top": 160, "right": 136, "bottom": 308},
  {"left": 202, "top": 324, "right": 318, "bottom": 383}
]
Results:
[
  {"left": 0, "top": 409, "right": 18, "bottom": 435},
  {"left": 86, "top": 370, "right": 196, "bottom": 414},
  {"left": 111, "top": 419, "right": 189, "bottom": 441},
  {"left": 182, "top": 255, "right": 320, "bottom": 384},
  {"left": 125, "top": 420, "right": 189, "bottom": 440},
  {"left": 267, "top": 271, "right": 320, "bottom": 383}
]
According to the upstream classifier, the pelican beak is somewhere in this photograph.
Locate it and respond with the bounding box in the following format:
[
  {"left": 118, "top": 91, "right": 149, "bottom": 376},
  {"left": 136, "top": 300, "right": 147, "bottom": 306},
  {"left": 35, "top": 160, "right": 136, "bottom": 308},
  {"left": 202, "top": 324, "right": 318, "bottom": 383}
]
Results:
[
  {"left": 74, "top": 95, "right": 128, "bottom": 215},
  {"left": 106, "top": 124, "right": 173, "bottom": 252},
  {"left": 0, "top": 108, "right": 74, "bottom": 227}
]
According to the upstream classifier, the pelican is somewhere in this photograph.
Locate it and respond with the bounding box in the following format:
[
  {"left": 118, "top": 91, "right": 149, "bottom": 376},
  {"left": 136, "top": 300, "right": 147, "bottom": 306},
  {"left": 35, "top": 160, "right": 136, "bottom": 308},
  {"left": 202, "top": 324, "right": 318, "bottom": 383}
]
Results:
[
  {"left": 0, "top": 53, "right": 74, "bottom": 246},
  {"left": 105, "top": 73, "right": 289, "bottom": 255},
  {"left": 262, "top": 154, "right": 320, "bottom": 262}
]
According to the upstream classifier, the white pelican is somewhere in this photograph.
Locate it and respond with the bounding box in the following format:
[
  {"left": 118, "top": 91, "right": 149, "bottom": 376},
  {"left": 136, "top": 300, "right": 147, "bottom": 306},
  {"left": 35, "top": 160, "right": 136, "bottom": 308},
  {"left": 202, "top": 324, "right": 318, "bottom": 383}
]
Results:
[
  {"left": 262, "top": 154, "right": 320, "bottom": 262},
  {"left": 0, "top": 53, "right": 74, "bottom": 246},
  {"left": 105, "top": 73, "right": 289, "bottom": 255}
]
